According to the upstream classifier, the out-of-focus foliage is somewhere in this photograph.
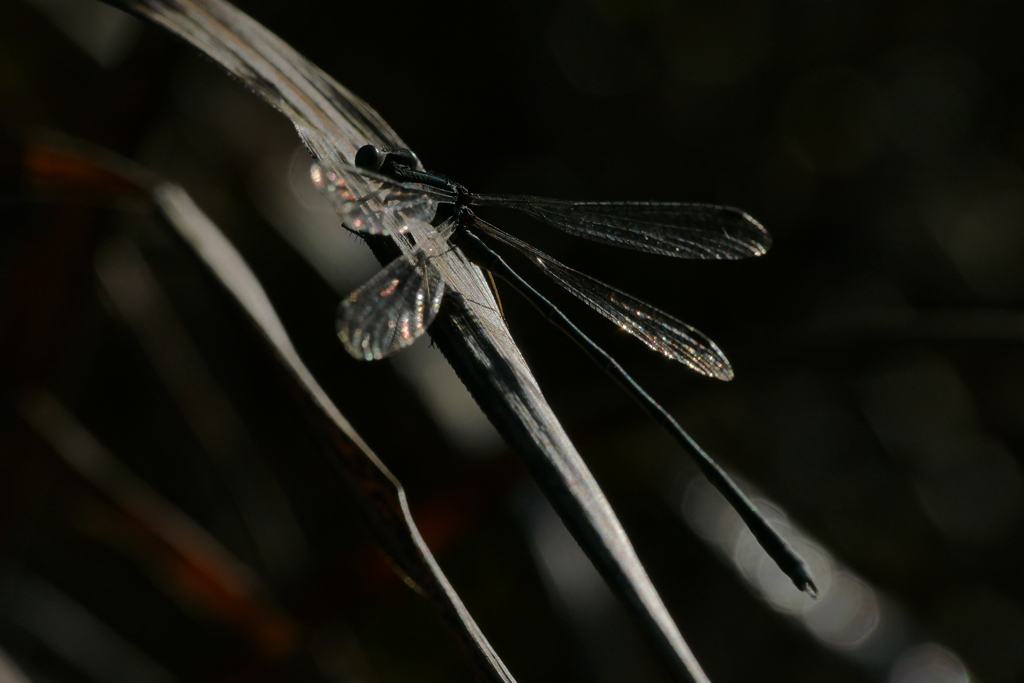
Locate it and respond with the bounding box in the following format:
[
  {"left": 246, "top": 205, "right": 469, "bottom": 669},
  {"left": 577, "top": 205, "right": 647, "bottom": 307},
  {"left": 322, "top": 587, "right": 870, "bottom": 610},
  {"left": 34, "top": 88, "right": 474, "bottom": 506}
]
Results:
[{"left": 2, "top": 0, "right": 1023, "bottom": 682}]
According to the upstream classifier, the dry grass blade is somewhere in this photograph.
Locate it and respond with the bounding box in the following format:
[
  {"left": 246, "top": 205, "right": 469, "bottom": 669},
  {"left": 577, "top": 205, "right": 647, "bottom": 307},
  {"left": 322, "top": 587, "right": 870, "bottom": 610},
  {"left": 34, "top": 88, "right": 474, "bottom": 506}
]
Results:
[
  {"left": 151, "top": 182, "right": 516, "bottom": 682},
  {"left": 96, "top": 2, "right": 718, "bottom": 679},
  {"left": 94, "top": 237, "right": 312, "bottom": 583}
]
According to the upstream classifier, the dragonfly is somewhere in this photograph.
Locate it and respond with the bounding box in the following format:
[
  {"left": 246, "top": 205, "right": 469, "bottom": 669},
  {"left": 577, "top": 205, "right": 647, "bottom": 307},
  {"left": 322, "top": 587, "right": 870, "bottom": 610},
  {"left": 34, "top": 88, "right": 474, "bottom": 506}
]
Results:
[
  {"left": 314, "top": 145, "right": 816, "bottom": 595},
  {"left": 313, "top": 144, "right": 771, "bottom": 379}
]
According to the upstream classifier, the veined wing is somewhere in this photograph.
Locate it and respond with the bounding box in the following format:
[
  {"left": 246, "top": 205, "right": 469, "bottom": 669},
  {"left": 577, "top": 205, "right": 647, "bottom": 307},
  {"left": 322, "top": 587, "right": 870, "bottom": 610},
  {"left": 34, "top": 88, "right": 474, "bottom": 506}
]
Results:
[
  {"left": 472, "top": 219, "right": 734, "bottom": 380},
  {"left": 311, "top": 163, "right": 453, "bottom": 235},
  {"left": 337, "top": 246, "right": 445, "bottom": 360},
  {"left": 473, "top": 195, "right": 770, "bottom": 259}
]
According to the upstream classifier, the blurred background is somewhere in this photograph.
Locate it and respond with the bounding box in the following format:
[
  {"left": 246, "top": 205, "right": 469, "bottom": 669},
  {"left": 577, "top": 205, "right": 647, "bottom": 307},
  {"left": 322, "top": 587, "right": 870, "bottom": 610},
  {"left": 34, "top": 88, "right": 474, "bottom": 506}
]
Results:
[{"left": 2, "top": 0, "right": 1024, "bottom": 681}]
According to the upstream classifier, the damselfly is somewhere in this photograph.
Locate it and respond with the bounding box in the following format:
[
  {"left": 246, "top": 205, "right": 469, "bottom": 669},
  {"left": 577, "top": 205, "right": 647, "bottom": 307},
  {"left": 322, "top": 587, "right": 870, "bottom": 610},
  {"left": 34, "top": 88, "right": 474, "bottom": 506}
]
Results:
[
  {"left": 313, "top": 145, "right": 815, "bottom": 594},
  {"left": 314, "top": 146, "right": 769, "bottom": 377}
]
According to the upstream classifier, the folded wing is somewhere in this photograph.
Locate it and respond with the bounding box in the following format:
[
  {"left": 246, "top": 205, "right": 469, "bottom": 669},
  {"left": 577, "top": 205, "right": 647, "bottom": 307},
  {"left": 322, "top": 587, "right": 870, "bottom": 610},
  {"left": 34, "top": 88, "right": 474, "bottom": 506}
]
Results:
[
  {"left": 311, "top": 163, "right": 451, "bottom": 235},
  {"left": 472, "top": 220, "right": 734, "bottom": 380},
  {"left": 337, "top": 247, "right": 445, "bottom": 360}
]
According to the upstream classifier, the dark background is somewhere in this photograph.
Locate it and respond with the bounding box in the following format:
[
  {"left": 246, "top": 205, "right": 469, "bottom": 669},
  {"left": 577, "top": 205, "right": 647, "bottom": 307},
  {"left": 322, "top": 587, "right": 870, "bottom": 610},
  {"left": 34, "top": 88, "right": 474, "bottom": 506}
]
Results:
[{"left": 2, "top": 0, "right": 1024, "bottom": 682}]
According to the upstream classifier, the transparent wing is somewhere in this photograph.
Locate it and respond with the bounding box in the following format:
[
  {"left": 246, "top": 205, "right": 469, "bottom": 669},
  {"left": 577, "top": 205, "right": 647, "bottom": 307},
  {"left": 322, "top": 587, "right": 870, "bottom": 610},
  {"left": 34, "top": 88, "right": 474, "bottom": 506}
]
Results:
[
  {"left": 311, "top": 163, "right": 452, "bottom": 235},
  {"left": 337, "top": 247, "right": 445, "bottom": 360},
  {"left": 472, "top": 219, "right": 734, "bottom": 380},
  {"left": 473, "top": 196, "right": 770, "bottom": 259}
]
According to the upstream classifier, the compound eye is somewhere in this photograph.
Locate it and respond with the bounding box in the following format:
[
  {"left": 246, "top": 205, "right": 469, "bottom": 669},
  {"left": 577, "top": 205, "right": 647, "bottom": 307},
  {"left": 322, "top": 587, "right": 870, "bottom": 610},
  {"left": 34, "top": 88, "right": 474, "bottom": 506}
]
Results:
[
  {"left": 386, "top": 148, "right": 421, "bottom": 170},
  {"left": 354, "top": 144, "right": 384, "bottom": 171}
]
